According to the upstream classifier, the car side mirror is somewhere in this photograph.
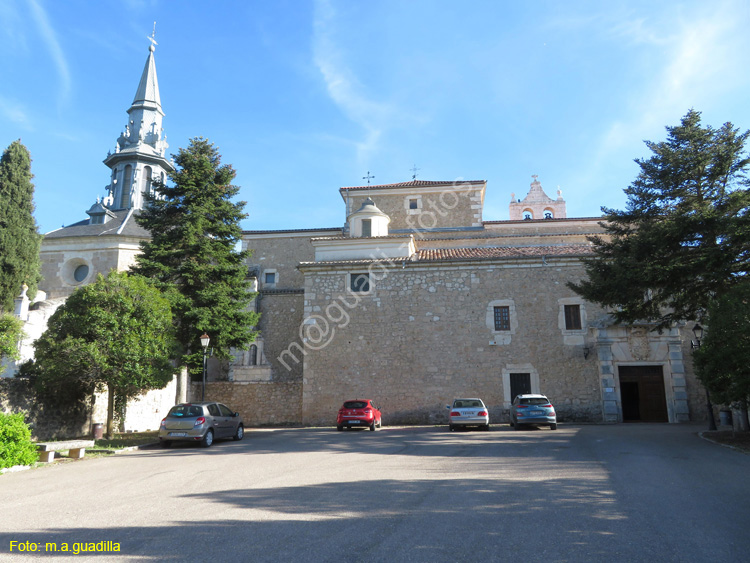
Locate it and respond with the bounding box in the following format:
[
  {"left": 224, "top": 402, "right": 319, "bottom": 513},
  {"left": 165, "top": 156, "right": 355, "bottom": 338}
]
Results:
[{"left": 234, "top": 412, "right": 239, "bottom": 417}]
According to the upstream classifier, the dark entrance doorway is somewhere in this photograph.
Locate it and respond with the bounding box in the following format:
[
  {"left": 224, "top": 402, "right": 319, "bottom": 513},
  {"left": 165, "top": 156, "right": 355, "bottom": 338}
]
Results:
[
  {"left": 618, "top": 365, "right": 668, "bottom": 422},
  {"left": 510, "top": 373, "right": 531, "bottom": 402}
]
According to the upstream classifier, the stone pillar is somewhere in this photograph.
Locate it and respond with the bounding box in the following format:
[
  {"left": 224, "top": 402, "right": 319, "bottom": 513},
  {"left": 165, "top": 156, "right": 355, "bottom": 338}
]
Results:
[{"left": 14, "top": 284, "right": 30, "bottom": 321}]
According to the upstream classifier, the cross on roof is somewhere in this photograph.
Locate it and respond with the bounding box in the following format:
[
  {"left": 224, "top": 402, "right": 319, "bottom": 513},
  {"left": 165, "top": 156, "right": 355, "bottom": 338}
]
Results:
[
  {"left": 148, "top": 22, "right": 158, "bottom": 47},
  {"left": 362, "top": 171, "right": 375, "bottom": 184},
  {"left": 410, "top": 164, "right": 420, "bottom": 180},
  {"left": 531, "top": 174, "right": 539, "bottom": 182}
]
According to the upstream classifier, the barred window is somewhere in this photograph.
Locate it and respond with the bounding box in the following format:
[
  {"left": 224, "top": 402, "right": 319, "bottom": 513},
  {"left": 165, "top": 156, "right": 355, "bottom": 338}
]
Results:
[
  {"left": 564, "top": 304, "right": 582, "bottom": 330},
  {"left": 494, "top": 306, "right": 510, "bottom": 331}
]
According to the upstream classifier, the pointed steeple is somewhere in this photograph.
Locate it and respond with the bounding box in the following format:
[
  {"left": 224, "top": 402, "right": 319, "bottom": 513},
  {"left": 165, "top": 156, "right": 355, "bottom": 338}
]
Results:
[
  {"left": 131, "top": 44, "right": 163, "bottom": 116},
  {"left": 102, "top": 36, "right": 174, "bottom": 212}
]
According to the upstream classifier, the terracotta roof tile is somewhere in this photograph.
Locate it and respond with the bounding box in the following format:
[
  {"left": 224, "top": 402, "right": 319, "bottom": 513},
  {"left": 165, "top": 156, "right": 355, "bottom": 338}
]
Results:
[
  {"left": 414, "top": 245, "right": 593, "bottom": 261},
  {"left": 340, "top": 179, "right": 485, "bottom": 191}
]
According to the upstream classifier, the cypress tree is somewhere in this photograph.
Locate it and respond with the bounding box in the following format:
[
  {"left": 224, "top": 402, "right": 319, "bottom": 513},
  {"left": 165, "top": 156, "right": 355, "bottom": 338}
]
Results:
[{"left": 0, "top": 140, "right": 42, "bottom": 312}]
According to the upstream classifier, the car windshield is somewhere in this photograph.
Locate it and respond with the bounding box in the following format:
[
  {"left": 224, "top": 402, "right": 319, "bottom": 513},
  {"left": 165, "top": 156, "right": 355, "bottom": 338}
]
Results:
[
  {"left": 454, "top": 400, "right": 483, "bottom": 408},
  {"left": 167, "top": 405, "right": 203, "bottom": 418},
  {"left": 343, "top": 401, "right": 368, "bottom": 409},
  {"left": 520, "top": 398, "right": 549, "bottom": 406}
]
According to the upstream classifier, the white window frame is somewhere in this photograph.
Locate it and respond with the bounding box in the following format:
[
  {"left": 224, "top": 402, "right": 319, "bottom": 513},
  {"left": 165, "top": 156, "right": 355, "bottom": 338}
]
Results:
[
  {"left": 558, "top": 297, "right": 587, "bottom": 345},
  {"left": 405, "top": 195, "right": 423, "bottom": 215},
  {"left": 486, "top": 299, "right": 518, "bottom": 345},
  {"left": 262, "top": 269, "right": 278, "bottom": 288}
]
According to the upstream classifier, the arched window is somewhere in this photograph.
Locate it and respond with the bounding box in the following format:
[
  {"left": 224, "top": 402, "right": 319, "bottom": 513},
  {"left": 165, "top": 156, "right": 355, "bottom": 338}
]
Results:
[
  {"left": 143, "top": 166, "right": 153, "bottom": 197},
  {"left": 120, "top": 165, "right": 132, "bottom": 209},
  {"left": 249, "top": 345, "right": 258, "bottom": 366},
  {"left": 523, "top": 210, "right": 533, "bottom": 220}
]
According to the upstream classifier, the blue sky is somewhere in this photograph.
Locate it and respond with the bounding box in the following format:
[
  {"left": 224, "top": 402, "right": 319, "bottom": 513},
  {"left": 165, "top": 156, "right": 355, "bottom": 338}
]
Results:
[{"left": 2, "top": 0, "right": 749, "bottom": 235}]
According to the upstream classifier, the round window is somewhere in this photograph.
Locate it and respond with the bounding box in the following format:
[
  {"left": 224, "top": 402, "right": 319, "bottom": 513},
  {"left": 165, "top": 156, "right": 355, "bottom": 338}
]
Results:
[{"left": 73, "top": 264, "right": 89, "bottom": 283}]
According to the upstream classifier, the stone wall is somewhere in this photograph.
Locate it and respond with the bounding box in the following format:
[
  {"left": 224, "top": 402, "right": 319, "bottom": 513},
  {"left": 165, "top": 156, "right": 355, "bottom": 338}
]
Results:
[
  {"left": 190, "top": 381, "right": 303, "bottom": 426},
  {"left": 246, "top": 233, "right": 328, "bottom": 290},
  {"left": 40, "top": 236, "right": 143, "bottom": 299},
  {"left": 0, "top": 375, "right": 183, "bottom": 440},
  {"left": 0, "top": 378, "right": 93, "bottom": 440},
  {"left": 300, "top": 258, "right": 606, "bottom": 425},
  {"left": 257, "top": 291, "right": 305, "bottom": 382},
  {"left": 345, "top": 186, "right": 484, "bottom": 232}
]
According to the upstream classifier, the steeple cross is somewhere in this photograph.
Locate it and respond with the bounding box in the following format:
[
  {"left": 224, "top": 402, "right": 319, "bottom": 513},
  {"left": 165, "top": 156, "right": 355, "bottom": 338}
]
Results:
[
  {"left": 362, "top": 171, "right": 375, "bottom": 185},
  {"left": 410, "top": 164, "right": 420, "bottom": 180},
  {"left": 147, "top": 22, "right": 158, "bottom": 47},
  {"left": 531, "top": 174, "right": 539, "bottom": 182}
]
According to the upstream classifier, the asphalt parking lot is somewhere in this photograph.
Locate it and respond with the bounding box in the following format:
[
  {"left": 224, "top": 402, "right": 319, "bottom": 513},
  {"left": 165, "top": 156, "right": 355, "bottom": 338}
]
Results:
[{"left": 1, "top": 423, "right": 748, "bottom": 562}]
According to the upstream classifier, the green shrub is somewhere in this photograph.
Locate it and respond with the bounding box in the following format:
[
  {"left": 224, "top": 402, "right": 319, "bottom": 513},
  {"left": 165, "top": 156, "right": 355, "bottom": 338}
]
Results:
[{"left": 0, "top": 412, "right": 37, "bottom": 469}]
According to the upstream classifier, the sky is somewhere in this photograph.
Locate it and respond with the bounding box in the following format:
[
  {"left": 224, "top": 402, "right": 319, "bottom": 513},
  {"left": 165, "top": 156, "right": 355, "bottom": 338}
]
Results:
[{"left": 1, "top": 0, "right": 749, "bottom": 235}]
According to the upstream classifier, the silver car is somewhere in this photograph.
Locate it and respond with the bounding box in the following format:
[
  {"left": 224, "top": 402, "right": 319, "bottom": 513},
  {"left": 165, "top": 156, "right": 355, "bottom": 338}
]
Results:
[
  {"left": 158, "top": 402, "right": 244, "bottom": 447},
  {"left": 447, "top": 398, "right": 490, "bottom": 431},
  {"left": 509, "top": 394, "right": 557, "bottom": 430}
]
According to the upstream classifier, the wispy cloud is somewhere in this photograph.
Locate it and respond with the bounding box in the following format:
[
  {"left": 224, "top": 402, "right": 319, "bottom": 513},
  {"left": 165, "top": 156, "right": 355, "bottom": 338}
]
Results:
[
  {"left": 312, "top": 0, "right": 393, "bottom": 165},
  {"left": 0, "top": 96, "right": 31, "bottom": 129},
  {"left": 590, "top": 3, "right": 742, "bottom": 180},
  {"left": 28, "top": 0, "right": 71, "bottom": 111}
]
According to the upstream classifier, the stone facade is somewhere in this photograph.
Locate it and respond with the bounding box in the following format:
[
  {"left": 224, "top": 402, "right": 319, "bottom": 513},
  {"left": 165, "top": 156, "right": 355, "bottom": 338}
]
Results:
[{"left": 242, "top": 176, "right": 708, "bottom": 428}]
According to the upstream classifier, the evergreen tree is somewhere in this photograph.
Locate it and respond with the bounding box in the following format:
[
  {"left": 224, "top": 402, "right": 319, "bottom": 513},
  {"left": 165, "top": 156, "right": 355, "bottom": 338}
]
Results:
[
  {"left": 0, "top": 140, "right": 42, "bottom": 312},
  {"left": 570, "top": 110, "right": 750, "bottom": 329},
  {"left": 693, "top": 283, "right": 750, "bottom": 429},
  {"left": 133, "top": 137, "right": 258, "bottom": 374},
  {"left": 32, "top": 271, "right": 176, "bottom": 438}
]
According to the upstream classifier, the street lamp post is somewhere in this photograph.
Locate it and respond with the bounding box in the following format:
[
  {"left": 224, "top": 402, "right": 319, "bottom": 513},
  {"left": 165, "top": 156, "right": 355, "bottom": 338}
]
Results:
[
  {"left": 691, "top": 324, "right": 717, "bottom": 431},
  {"left": 200, "top": 333, "right": 210, "bottom": 402}
]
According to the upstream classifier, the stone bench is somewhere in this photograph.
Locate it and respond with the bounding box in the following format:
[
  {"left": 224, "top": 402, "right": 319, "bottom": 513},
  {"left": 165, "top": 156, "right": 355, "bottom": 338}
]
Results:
[{"left": 36, "top": 440, "right": 95, "bottom": 463}]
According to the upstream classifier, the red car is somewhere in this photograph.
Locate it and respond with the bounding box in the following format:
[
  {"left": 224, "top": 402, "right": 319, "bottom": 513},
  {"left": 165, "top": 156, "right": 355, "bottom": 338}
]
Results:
[{"left": 337, "top": 399, "right": 382, "bottom": 431}]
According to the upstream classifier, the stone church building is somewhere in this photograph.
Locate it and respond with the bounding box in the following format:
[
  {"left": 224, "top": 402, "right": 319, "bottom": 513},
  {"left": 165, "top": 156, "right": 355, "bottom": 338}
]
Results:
[
  {"left": 243, "top": 177, "right": 705, "bottom": 426},
  {"left": 5, "top": 41, "right": 707, "bottom": 430}
]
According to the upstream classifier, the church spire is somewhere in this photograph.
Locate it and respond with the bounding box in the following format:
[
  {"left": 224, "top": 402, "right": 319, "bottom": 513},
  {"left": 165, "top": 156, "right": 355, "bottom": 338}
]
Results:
[{"left": 101, "top": 32, "right": 174, "bottom": 212}]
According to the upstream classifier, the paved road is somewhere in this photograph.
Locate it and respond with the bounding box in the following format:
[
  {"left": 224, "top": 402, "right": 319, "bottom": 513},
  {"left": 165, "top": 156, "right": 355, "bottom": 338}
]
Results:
[{"left": 1, "top": 424, "right": 748, "bottom": 562}]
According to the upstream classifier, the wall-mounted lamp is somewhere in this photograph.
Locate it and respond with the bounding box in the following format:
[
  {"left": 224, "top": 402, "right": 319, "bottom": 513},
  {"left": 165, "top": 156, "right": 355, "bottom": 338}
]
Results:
[{"left": 583, "top": 346, "right": 590, "bottom": 360}]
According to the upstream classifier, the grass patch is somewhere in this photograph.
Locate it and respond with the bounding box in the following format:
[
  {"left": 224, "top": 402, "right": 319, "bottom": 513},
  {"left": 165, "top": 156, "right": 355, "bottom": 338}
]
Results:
[
  {"left": 94, "top": 431, "right": 158, "bottom": 451},
  {"left": 703, "top": 430, "right": 750, "bottom": 453}
]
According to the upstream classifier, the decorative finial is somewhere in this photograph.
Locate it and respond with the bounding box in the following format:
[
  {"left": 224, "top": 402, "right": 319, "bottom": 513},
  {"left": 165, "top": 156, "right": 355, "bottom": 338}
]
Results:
[
  {"left": 362, "top": 171, "right": 375, "bottom": 185},
  {"left": 410, "top": 164, "right": 420, "bottom": 180},
  {"left": 531, "top": 174, "right": 539, "bottom": 183},
  {"left": 147, "top": 22, "right": 158, "bottom": 52}
]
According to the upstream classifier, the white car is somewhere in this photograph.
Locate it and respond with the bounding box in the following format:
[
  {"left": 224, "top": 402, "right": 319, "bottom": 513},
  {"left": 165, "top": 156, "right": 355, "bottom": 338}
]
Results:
[{"left": 447, "top": 398, "right": 490, "bottom": 431}]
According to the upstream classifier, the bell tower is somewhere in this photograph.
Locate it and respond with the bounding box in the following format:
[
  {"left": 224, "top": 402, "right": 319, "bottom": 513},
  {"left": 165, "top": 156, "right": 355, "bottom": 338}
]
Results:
[{"left": 100, "top": 34, "right": 174, "bottom": 213}]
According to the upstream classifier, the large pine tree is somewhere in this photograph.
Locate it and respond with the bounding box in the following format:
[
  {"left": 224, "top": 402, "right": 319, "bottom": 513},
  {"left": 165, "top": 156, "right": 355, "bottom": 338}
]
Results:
[
  {"left": 0, "top": 140, "right": 41, "bottom": 312},
  {"left": 570, "top": 110, "right": 750, "bottom": 329},
  {"left": 133, "top": 137, "right": 258, "bottom": 373}
]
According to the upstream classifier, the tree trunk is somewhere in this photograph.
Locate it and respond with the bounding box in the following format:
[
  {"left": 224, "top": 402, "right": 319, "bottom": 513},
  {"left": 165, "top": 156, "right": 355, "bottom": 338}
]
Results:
[
  {"left": 106, "top": 384, "right": 115, "bottom": 439},
  {"left": 738, "top": 400, "right": 750, "bottom": 432}
]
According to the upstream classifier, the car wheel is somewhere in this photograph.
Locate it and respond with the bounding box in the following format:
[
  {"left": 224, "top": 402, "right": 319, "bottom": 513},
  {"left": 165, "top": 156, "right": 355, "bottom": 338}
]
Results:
[
  {"left": 201, "top": 429, "right": 214, "bottom": 448},
  {"left": 233, "top": 424, "right": 244, "bottom": 441},
  {"left": 449, "top": 424, "right": 455, "bottom": 432},
  {"left": 550, "top": 423, "right": 558, "bottom": 430},
  {"left": 509, "top": 419, "right": 514, "bottom": 427},
  {"left": 370, "top": 421, "right": 377, "bottom": 431},
  {"left": 337, "top": 425, "right": 343, "bottom": 431},
  {"left": 483, "top": 424, "right": 490, "bottom": 431}
]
